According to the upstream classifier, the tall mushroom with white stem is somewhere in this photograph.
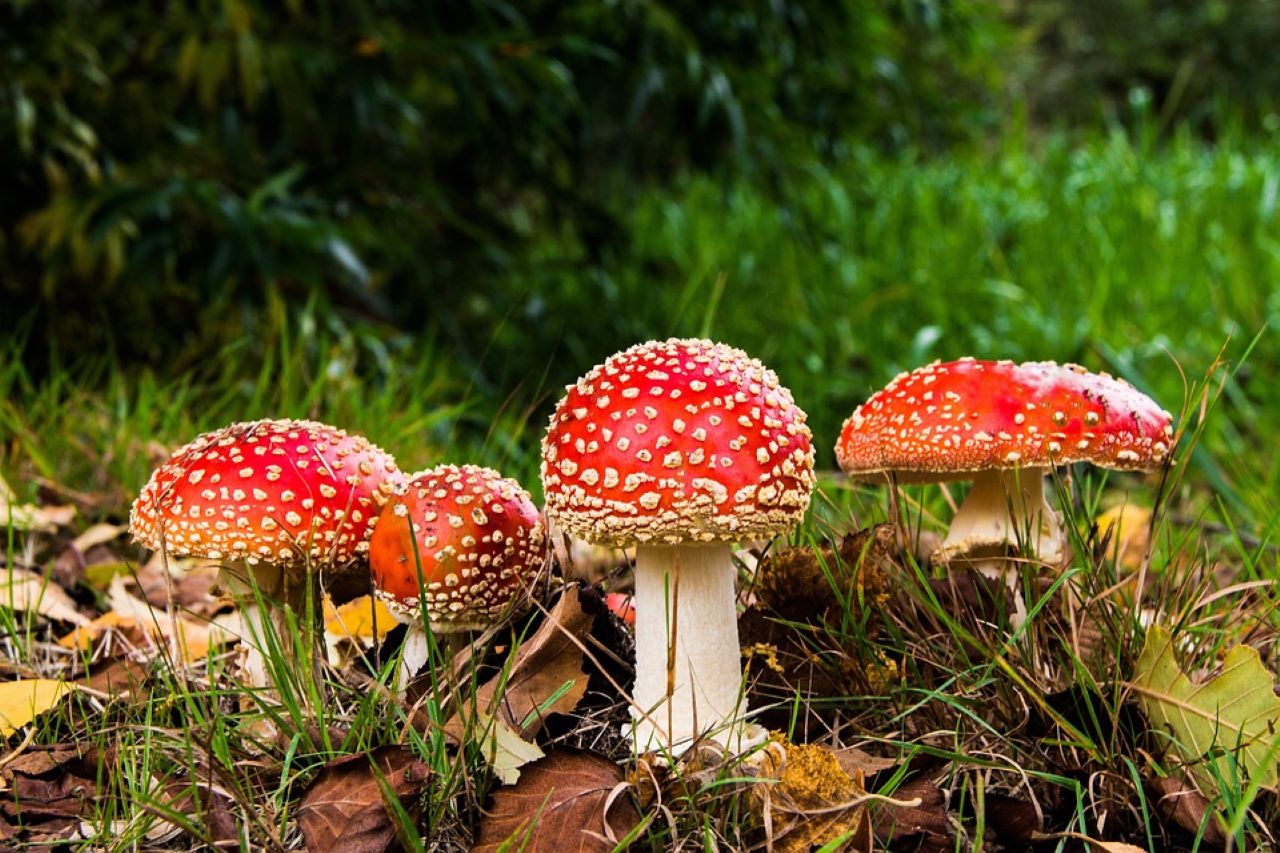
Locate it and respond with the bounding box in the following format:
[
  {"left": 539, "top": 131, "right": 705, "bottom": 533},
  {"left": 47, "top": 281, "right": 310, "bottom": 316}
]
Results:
[
  {"left": 836, "top": 359, "right": 1174, "bottom": 626},
  {"left": 541, "top": 338, "right": 815, "bottom": 754},
  {"left": 129, "top": 419, "right": 403, "bottom": 691},
  {"left": 368, "top": 464, "right": 546, "bottom": 682}
]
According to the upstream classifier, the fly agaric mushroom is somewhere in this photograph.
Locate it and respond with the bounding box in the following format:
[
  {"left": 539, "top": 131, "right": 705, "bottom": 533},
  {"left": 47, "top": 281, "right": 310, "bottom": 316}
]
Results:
[
  {"left": 836, "top": 358, "right": 1173, "bottom": 623},
  {"left": 368, "top": 464, "right": 546, "bottom": 675},
  {"left": 130, "top": 419, "right": 402, "bottom": 687},
  {"left": 542, "top": 338, "right": 815, "bottom": 753}
]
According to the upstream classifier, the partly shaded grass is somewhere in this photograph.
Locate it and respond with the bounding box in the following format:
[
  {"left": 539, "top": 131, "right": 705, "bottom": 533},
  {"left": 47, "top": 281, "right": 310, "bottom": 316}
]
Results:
[{"left": 1, "top": 129, "right": 1278, "bottom": 849}]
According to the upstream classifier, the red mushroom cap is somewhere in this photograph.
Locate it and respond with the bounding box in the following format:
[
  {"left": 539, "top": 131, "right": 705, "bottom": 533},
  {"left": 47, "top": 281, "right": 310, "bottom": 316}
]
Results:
[
  {"left": 836, "top": 358, "right": 1175, "bottom": 481},
  {"left": 542, "top": 338, "right": 815, "bottom": 547},
  {"left": 129, "top": 419, "right": 403, "bottom": 566},
  {"left": 368, "top": 464, "right": 545, "bottom": 631}
]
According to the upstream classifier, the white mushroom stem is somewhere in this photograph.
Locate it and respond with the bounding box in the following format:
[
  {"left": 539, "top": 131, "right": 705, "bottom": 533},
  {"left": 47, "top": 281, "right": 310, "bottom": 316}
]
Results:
[
  {"left": 936, "top": 467, "right": 1064, "bottom": 627},
  {"left": 631, "top": 543, "right": 757, "bottom": 753},
  {"left": 217, "top": 562, "right": 321, "bottom": 693}
]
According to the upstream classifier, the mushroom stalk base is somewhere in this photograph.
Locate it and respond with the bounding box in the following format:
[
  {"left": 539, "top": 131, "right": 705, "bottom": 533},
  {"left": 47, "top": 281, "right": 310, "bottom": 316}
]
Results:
[
  {"left": 218, "top": 562, "right": 322, "bottom": 699},
  {"left": 630, "top": 543, "right": 760, "bottom": 754},
  {"left": 935, "top": 468, "right": 1064, "bottom": 627}
]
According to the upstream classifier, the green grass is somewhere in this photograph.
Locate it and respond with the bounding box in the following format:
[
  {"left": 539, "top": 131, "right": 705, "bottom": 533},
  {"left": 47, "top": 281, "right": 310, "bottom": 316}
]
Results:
[{"left": 1, "top": 128, "right": 1279, "bottom": 849}]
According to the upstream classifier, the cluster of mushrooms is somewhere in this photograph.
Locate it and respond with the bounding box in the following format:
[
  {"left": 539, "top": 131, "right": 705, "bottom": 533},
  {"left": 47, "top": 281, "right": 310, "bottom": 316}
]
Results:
[{"left": 128, "top": 338, "right": 1174, "bottom": 756}]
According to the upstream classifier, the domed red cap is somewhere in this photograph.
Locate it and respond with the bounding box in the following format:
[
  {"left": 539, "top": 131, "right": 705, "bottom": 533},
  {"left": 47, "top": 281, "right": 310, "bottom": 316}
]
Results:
[
  {"left": 369, "top": 464, "right": 545, "bottom": 631},
  {"left": 836, "top": 359, "right": 1174, "bottom": 481},
  {"left": 129, "top": 419, "right": 403, "bottom": 566},
  {"left": 542, "top": 338, "right": 815, "bottom": 546}
]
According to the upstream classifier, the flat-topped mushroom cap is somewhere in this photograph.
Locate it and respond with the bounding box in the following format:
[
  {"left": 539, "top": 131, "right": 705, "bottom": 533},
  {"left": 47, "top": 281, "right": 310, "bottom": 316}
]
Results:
[
  {"left": 129, "top": 419, "right": 403, "bottom": 566},
  {"left": 836, "top": 358, "right": 1174, "bottom": 483},
  {"left": 542, "top": 338, "right": 816, "bottom": 547},
  {"left": 368, "top": 464, "right": 545, "bottom": 631}
]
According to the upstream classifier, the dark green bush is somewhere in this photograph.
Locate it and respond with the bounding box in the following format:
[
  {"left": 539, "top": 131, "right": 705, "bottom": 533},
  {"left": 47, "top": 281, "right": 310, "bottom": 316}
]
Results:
[{"left": 1, "top": 0, "right": 1007, "bottom": 372}]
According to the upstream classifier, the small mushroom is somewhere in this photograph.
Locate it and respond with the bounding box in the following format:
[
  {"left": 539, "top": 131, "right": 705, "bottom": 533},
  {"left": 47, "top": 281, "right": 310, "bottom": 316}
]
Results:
[
  {"left": 542, "top": 338, "right": 816, "bottom": 753},
  {"left": 368, "top": 464, "right": 546, "bottom": 677},
  {"left": 129, "top": 418, "right": 403, "bottom": 689},
  {"left": 836, "top": 359, "right": 1173, "bottom": 624}
]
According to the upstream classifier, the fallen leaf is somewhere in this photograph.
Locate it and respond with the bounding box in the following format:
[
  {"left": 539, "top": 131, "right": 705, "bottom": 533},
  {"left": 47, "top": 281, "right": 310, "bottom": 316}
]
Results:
[
  {"left": 0, "top": 680, "right": 72, "bottom": 736},
  {"left": 1131, "top": 625, "right": 1280, "bottom": 793},
  {"left": 1096, "top": 503, "right": 1152, "bottom": 570},
  {"left": 1152, "top": 773, "right": 1226, "bottom": 844},
  {"left": 486, "top": 715, "right": 548, "bottom": 785},
  {"left": 0, "top": 744, "right": 103, "bottom": 844},
  {"left": 447, "top": 586, "right": 592, "bottom": 741},
  {"left": 0, "top": 568, "right": 88, "bottom": 625},
  {"left": 871, "top": 777, "right": 953, "bottom": 851},
  {"left": 70, "top": 523, "right": 126, "bottom": 553},
  {"left": 296, "top": 745, "right": 431, "bottom": 853},
  {"left": 0, "top": 501, "right": 75, "bottom": 533},
  {"left": 81, "top": 562, "right": 134, "bottom": 591},
  {"left": 474, "top": 749, "right": 641, "bottom": 852},
  {"left": 58, "top": 576, "right": 239, "bottom": 664},
  {"left": 77, "top": 657, "right": 150, "bottom": 699},
  {"left": 324, "top": 594, "right": 397, "bottom": 668},
  {"left": 983, "top": 792, "right": 1040, "bottom": 844},
  {"left": 324, "top": 594, "right": 396, "bottom": 644}
]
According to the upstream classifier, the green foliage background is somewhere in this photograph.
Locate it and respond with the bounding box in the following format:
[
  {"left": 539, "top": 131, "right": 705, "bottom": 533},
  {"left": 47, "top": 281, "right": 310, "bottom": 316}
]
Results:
[{"left": 4, "top": 0, "right": 1280, "bottom": 485}]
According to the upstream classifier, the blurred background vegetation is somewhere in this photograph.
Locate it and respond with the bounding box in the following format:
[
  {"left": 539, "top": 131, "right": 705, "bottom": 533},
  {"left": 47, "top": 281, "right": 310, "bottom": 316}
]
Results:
[{"left": 3, "top": 0, "right": 1280, "bottom": 522}]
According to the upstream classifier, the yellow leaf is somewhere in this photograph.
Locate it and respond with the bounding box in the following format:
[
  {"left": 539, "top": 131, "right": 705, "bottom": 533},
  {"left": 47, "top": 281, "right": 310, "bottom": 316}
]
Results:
[
  {"left": 0, "top": 568, "right": 89, "bottom": 625},
  {"left": 0, "top": 679, "right": 71, "bottom": 736},
  {"left": 1096, "top": 503, "right": 1152, "bottom": 571},
  {"left": 323, "top": 595, "right": 396, "bottom": 645}
]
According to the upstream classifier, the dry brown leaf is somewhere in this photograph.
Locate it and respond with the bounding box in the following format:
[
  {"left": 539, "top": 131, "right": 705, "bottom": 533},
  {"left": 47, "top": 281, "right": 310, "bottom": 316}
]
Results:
[
  {"left": 0, "top": 568, "right": 88, "bottom": 625},
  {"left": 983, "top": 792, "right": 1041, "bottom": 845},
  {"left": 446, "top": 586, "right": 592, "bottom": 742},
  {"left": 1153, "top": 773, "right": 1226, "bottom": 845},
  {"left": 474, "top": 749, "right": 641, "bottom": 852},
  {"left": 0, "top": 743, "right": 102, "bottom": 844},
  {"left": 296, "top": 745, "right": 431, "bottom": 853},
  {"left": 0, "top": 500, "right": 76, "bottom": 533},
  {"left": 77, "top": 657, "right": 150, "bottom": 699},
  {"left": 871, "top": 777, "right": 953, "bottom": 851}
]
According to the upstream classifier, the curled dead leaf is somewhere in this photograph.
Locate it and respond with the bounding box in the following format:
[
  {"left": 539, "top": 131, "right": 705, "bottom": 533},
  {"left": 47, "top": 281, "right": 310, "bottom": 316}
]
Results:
[
  {"left": 296, "top": 745, "right": 431, "bottom": 853},
  {"left": 1152, "top": 773, "right": 1226, "bottom": 845},
  {"left": 444, "top": 585, "right": 592, "bottom": 741},
  {"left": 474, "top": 749, "right": 641, "bottom": 852}
]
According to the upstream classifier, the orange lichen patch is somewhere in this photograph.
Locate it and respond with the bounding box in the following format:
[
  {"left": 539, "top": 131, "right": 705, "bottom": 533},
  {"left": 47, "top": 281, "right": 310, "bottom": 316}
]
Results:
[
  {"left": 836, "top": 358, "right": 1174, "bottom": 481},
  {"left": 542, "top": 338, "right": 816, "bottom": 547},
  {"left": 369, "top": 464, "right": 545, "bottom": 632},
  {"left": 130, "top": 419, "right": 402, "bottom": 568}
]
